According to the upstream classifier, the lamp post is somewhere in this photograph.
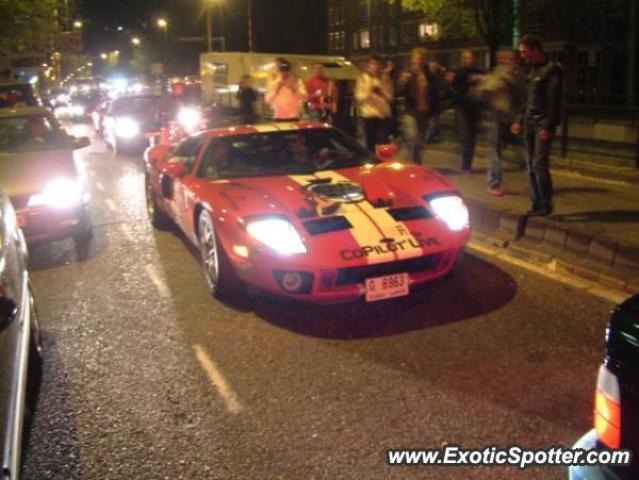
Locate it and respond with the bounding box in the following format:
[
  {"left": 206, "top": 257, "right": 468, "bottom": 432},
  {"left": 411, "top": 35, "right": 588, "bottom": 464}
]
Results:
[{"left": 131, "top": 37, "right": 141, "bottom": 46}]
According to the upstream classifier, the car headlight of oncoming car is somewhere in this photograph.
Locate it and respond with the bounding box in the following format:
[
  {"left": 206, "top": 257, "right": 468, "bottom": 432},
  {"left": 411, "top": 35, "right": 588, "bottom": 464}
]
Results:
[
  {"left": 28, "top": 178, "right": 85, "bottom": 209},
  {"left": 177, "top": 107, "right": 201, "bottom": 132},
  {"left": 427, "top": 194, "right": 469, "bottom": 231},
  {"left": 114, "top": 117, "right": 140, "bottom": 138},
  {"left": 245, "top": 217, "right": 307, "bottom": 255}
]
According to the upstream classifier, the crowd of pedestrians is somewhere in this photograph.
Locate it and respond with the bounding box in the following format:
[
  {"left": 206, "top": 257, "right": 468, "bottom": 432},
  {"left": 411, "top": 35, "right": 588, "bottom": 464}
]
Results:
[{"left": 239, "top": 34, "right": 562, "bottom": 217}]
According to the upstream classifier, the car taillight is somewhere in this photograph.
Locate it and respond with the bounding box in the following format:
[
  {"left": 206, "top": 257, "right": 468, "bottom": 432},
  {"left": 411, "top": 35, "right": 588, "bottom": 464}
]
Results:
[{"left": 594, "top": 365, "right": 621, "bottom": 449}]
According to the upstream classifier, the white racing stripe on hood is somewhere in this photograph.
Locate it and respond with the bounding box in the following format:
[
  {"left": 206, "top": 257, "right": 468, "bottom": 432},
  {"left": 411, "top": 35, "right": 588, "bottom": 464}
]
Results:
[
  {"left": 288, "top": 173, "right": 395, "bottom": 264},
  {"left": 313, "top": 170, "right": 424, "bottom": 261}
]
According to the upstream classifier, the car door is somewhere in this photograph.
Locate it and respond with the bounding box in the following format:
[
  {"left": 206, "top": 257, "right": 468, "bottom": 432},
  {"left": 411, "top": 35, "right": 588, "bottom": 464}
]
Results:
[
  {"left": 171, "top": 134, "right": 208, "bottom": 240},
  {"left": 0, "top": 193, "right": 26, "bottom": 479}
]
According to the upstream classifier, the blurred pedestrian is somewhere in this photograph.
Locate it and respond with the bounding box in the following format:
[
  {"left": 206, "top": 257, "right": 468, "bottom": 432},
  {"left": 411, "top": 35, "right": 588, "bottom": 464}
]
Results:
[
  {"left": 511, "top": 35, "right": 563, "bottom": 216},
  {"left": 397, "top": 47, "right": 439, "bottom": 164},
  {"left": 355, "top": 54, "right": 393, "bottom": 153},
  {"left": 265, "top": 58, "right": 307, "bottom": 121},
  {"left": 477, "top": 48, "right": 524, "bottom": 196},
  {"left": 237, "top": 75, "right": 258, "bottom": 124},
  {"left": 306, "top": 63, "right": 338, "bottom": 123},
  {"left": 385, "top": 60, "right": 400, "bottom": 139},
  {"left": 451, "top": 49, "right": 484, "bottom": 173}
]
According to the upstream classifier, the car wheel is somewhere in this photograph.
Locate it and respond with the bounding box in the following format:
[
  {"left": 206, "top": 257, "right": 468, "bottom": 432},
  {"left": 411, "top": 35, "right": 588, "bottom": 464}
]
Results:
[
  {"left": 114, "top": 138, "right": 127, "bottom": 156},
  {"left": 198, "top": 210, "right": 242, "bottom": 299},
  {"left": 73, "top": 218, "right": 93, "bottom": 250},
  {"left": 146, "top": 176, "right": 171, "bottom": 230}
]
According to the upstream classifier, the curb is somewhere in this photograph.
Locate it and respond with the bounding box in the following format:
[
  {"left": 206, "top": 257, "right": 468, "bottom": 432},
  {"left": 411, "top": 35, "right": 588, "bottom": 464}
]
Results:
[{"left": 467, "top": 199, "right": 639, "bottom": 294}]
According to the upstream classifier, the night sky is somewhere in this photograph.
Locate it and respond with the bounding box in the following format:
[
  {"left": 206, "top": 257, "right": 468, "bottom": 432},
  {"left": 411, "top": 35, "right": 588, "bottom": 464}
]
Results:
[{"left": 80, "top": 0, "right": 327, "bottom": 74}]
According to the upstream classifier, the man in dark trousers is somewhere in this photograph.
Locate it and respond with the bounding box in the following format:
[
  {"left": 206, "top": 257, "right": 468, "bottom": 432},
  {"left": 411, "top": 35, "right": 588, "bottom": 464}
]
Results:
[
  {"left": 237, "top": 75, "right": 257, "bottom": 124},
  {"left": 452, "top": 49, "right": 484, "bottom": 173},
  {"left": 397, "top": 47, "right": 439, "bottom": 164},
  {"left": 511, "top": 34, "right": 563, "bottom": 216}
]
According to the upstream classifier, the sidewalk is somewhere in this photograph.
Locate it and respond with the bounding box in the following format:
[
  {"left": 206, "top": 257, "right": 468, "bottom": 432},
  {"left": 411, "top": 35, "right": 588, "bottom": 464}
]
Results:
[{"left": 420, "top": 145, "right": 639, "bottom": 294}]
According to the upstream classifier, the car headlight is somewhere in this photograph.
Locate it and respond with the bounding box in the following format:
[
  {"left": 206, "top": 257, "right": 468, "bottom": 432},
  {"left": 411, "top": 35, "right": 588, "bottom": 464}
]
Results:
[
  {"left": 71, "top": 104, "right": 85, "bottom": 116},
  {"left": 28, "top": 178, "right": 84, "bottom": 209},
  {"left": 177, "top": 107, "right": 201, "bottom": 132},
  {"left": 114, "top": 117, "right": 140, "bottom": 138},
  {"left": 428, "top": 195, "right": 469, "bottom": 231},
  {"left": 245, "top": 217, "right": 307, "bottom": 255}
]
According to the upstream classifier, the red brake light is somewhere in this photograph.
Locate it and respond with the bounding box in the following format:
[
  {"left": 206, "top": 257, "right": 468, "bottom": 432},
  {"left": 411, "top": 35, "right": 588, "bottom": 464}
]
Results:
[{"left": 594, "top": 365, "right": 621, "bottom": 449}]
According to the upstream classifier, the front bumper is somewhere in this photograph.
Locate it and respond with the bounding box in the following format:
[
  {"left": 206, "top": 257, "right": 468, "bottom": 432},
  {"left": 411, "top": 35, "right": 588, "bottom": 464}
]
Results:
[
  {"left": 230, "top": 247, "right": 463, "bottom": 303},
  {"left": 17, "top": 204, "right": 89, "bottom": 245},
  {"left": 569, "top": 430, "right": 623, "bottom": 480}
]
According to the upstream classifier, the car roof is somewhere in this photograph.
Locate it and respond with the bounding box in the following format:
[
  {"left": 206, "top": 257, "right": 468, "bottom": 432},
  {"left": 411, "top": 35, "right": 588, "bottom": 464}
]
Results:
[
  {"left": 0, "top": 79, "right": 30, "bottom": 87},
  {"left": 0, "top": 106, "right": 51, "bottom": 118},
  {"left": 201, "top": 121, "right": 331, "bottom": 140}
]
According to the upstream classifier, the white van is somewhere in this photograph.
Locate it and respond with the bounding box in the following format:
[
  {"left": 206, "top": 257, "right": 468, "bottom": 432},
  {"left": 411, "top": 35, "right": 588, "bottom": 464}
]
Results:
[{"left": 200, "top": 52, "right": 360, "bottom": 118}]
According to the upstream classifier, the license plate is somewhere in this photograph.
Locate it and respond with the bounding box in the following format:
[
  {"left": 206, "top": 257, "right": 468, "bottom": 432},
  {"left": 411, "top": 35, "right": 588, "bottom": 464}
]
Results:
[
  {"left": 16, "top": 214, "right": 26, "bottom": 228},
  {"left": 365, "top": 273, "right": 409, "bottom": 302}
]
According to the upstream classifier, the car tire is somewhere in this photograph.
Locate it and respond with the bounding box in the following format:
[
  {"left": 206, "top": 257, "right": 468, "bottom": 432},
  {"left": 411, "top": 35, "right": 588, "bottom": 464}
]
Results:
[
  {"left": 114, "top": 138, "right": 127, "bottom": 156},
  {"left": 73, "top": 218, "right": 93, "bottom": 250},
  {"left": 197, "top": 210, "right": 242, "bottom": 299},
  {"left": 145, "top": 176, "right": 171, "bottom": 230}
]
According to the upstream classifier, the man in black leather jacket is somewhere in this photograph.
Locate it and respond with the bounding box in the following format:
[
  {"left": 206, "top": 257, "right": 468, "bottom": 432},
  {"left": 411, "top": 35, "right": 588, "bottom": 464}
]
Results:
[{"left": 512, "top": 34, "right": 563, "bottom": 216}]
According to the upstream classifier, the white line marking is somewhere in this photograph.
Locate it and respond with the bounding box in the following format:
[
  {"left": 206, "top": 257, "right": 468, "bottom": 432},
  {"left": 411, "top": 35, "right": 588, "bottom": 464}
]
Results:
[
  {"left": 193, "top": 344, "right": 243, "bottom": 414},
  {"left": 105, "top": 199, "right": 117, "bottom": 212},
  {"left": 467, "top": 240, "right": 631, "bottom": 304},
  {"left": 96, "top": 182, "right": 105, "bottom": 192},
  {"left": 144, "top": 264, "right": 171, "bottom": 298}
]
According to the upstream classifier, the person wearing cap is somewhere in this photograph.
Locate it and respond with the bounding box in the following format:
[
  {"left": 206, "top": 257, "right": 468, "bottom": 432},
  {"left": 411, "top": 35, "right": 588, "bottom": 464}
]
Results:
[
  {"left": 265, "top": 58, "right": 308, "bottom": 121},
  {"left": 511, "top": 34, "right": 563, "bottom": 216}
]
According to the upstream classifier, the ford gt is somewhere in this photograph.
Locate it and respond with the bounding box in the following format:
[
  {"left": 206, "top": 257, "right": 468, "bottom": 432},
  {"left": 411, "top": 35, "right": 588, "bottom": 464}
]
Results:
[{"left": 144, "top": 122, "right": 470, "bottom": 302}]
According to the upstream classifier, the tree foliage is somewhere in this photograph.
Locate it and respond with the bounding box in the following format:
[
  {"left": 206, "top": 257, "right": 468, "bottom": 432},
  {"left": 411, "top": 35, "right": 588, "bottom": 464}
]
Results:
[{"left": 0, "top": 0, "right": 65, "bottom": 57}]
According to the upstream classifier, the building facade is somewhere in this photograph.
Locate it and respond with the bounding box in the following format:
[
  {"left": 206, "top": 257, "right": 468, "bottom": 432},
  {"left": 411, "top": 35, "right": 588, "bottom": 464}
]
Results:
[{"left": 326, "top": 0, "right": 638, "bottom": 106}]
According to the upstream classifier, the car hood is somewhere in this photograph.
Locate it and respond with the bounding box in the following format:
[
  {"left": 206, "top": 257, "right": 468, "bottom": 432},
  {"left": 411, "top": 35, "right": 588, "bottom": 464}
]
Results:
[
  {"left": 0, "top": 149, "right": 77, "bottom": 199},
  {"left": 203, "top": 162, "right": 467, "bottom": 265}
]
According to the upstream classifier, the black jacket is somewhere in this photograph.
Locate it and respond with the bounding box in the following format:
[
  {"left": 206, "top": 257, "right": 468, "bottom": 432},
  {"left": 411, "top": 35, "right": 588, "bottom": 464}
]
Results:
[
  {"left": 397, "top": 67, "right": 440, "bottom": 116},
  {"left": 519, "top": 61, "right": 563, "bottom": 132}
]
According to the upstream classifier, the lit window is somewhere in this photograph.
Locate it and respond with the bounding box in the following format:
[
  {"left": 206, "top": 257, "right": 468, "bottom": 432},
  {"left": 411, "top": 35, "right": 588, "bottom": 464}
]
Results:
[
  {"left": 419, "top": 21, "right": 439, "bottom": 39},
  {"left": 360, "top": 29, "right": 370, "bottom": 49}
]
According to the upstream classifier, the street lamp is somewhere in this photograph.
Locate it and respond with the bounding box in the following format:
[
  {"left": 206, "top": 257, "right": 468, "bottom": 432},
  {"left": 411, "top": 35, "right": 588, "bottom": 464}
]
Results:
[
  {"left": 100, "top": 53, "right": 108, "bottom": 60},
  {"left": 73, "top": 20, "right": 83, "bottom": 29},
  {"left": 157, "top": 18, "right": 168, "bottom": 29},
  {"left": 131, "top": 37, "right": 141, "bottom": 46}
]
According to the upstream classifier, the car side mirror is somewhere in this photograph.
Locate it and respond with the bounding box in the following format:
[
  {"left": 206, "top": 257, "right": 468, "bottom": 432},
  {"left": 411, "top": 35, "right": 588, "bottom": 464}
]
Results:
[
  {"left": 164, "top": 160, "right": 186, "bottom": 178},
  {"left": 0, "top": 296, "right": 17, "bottom": 331},
  {"left": 72, "top": 136, "right": 91, "bottom": 150},
  {"left": 376, "top": 143, "right": 398, "bottom": 161}
]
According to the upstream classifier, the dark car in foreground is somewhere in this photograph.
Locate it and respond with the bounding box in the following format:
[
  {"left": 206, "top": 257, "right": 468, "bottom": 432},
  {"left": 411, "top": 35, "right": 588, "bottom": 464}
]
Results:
[
  {"left": 0, "top": 190, "right": 43, "bottom": 480},
  {"left": 570, "top": 294, "right": 638, "bottom": 479}
]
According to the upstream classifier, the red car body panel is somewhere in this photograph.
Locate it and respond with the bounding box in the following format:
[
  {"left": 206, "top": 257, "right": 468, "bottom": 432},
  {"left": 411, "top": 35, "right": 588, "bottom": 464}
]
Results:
[{"left": 146, "top": 122, "right": 470, "bottom": 302}]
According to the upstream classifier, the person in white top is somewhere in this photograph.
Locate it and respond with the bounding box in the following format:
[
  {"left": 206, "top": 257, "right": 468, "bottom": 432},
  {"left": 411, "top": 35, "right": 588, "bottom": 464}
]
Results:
[
  {"left": 265, "top": 58, "right": 308, "bottom": 121},
  {"left": 355, "top": 55, "right": 393, "bottom": 152}
]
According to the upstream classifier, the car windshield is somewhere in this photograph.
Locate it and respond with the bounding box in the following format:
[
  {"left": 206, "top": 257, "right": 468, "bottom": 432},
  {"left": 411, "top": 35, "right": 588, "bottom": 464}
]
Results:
[
  {"left": 198, "top": 128, "right": 378, "bottom": 179},
  {"left": 111, "top": 96, "right": 160, "bottom": 115},
  {"left": 0, "top": 84, "right": 36, "bottom": 108},
  {"left": 0, "top": 114, "right": 66, "bottom": 152}
]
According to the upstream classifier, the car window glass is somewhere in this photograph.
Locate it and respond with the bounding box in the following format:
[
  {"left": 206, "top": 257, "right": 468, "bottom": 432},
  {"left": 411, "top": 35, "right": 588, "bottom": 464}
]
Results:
[
  {"left": 0, "top": 115, "right": 64, "bottom": 151},
  {"left": 172, "top": 134, "right": 205, "bottom": 173}
]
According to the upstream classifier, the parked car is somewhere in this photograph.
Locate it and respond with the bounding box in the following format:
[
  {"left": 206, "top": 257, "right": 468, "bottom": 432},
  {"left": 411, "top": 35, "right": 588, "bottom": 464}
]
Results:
[
  {"left": 145, "top": 122, "right": 470, "bottom": 302},
  {"left": 0, "top": 189, "right": 43, "bottom": 480},
  {"left": 569, "top": 294, "right": 638, "bottom": 479},
  {"left": 0, "top": 106, "right": 92, "bottom": 247}
]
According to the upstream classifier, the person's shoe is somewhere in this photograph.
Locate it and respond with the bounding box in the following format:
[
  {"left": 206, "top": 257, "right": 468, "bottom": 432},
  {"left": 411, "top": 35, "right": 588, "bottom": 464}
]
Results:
[
  {"left": 526, "top": 207, "right": 553, "bottom": 217},
  {"left": 489, "top": 187, "right": 505, "bottom": 197}
]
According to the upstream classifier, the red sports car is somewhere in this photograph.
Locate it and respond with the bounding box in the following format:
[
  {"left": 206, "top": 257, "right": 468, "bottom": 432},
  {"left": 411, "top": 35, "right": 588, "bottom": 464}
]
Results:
[{"left": 145, "top": 122, "right": 470, "bottom": 302}]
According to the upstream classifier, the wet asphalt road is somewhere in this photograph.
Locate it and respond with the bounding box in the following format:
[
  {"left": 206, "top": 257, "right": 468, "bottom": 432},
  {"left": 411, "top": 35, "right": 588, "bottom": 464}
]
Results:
[{"left": 21, "top": 125, "right": 614, "bottom": 480}]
